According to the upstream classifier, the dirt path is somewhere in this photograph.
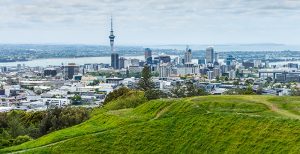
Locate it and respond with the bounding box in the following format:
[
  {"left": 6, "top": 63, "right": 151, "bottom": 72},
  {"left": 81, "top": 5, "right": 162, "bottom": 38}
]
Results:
[
  {"left": 245, "top": 96, "right": 300, "bottom": 120},
  {"left": 154, "top": 103, "right": 173, "bottom": 119}
]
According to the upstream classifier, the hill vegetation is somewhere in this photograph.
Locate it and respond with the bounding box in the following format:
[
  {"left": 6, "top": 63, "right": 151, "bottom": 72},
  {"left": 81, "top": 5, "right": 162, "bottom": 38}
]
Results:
[{"left": 2, "top": 95, "right": 300, "bottom": 153}]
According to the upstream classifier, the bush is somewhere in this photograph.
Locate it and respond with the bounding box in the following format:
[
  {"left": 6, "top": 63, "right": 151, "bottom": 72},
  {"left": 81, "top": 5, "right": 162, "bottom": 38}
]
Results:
[
  {"left": 104, "top": 87, "right": 130, "bottom": 104},
  {"left": 145, "top": 89, "right": 162, "bottom": 100},
  {"left": 0, "top": 139, "right": 11, "bottom": 148},
  {"left": 13, "top": 135, "right": 32, "bottom": 145}
]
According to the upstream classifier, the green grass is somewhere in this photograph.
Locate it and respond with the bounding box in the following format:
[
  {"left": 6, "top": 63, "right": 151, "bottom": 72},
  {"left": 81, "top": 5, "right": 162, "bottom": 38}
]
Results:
[{"left": 3, "top": 95, "right": 300, "bottom": 153}]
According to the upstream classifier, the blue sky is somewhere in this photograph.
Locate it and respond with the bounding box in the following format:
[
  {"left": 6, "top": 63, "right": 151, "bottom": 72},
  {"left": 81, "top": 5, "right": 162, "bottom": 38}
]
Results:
[{"left": 0, "top": 0, "right": 300, "bottom": 45}]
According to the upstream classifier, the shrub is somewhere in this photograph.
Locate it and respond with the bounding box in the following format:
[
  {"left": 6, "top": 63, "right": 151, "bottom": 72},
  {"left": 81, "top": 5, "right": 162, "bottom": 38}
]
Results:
[
  {"left": 13, "top": 135, "right": 32, "bottom": 145},
  {"left": 104, "top": 87, "right": 130, "bottom": 104}
]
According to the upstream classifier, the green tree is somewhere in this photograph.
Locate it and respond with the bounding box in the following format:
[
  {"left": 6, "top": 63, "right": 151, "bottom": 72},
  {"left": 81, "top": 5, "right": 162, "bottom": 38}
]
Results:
[
  {"left": 71, "top": 95, "right": 82, "bottom": 105},
  {"left": 170, "top": 83, "right": 186, "bottom": 98},
  {"left": 291, "top": 87, "right": 300, "bottom": 96},
  {"left": 104, "top": 87, "right": 130, "bottom": 104},
  {"left": 145, "top": 89, "right": 161, "bottom": 100},
  {"left": 7, "top": 112, "right": 25, "bottom": 138},
  {"left": 185, "top": 81, "right": 198, "bottom": 97},
  {"left": 245, "top": 79, "right": 254, "bottom": 86},
  {"left": 138, "top": 65, "right": 155, "bottom": 91}
]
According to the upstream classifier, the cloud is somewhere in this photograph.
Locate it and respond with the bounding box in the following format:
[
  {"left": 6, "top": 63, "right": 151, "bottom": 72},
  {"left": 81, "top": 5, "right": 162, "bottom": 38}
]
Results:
[
  {"left": 0, "top": 0, "right": 300, "bottom": 44},
  {"left": 1, "top": 0, "right": 300, "bottom": 27}
]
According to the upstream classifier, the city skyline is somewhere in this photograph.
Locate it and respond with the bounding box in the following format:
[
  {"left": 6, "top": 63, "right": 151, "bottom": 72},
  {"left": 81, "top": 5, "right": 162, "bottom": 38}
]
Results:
[{"left": 1, "top": 0, "right": 300, "bottom": 45}]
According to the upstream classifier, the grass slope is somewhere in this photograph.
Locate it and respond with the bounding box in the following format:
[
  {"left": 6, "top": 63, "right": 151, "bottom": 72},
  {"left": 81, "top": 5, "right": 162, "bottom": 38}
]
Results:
[{"left": 3, "top": 95, "right": 300, "bottom": 153}]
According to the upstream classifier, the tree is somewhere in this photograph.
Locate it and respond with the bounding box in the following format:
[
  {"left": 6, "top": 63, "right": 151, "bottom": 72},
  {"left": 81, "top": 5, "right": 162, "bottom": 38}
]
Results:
[
  {"left": 7, "top": 111, "right": 25, "bottom": 138},
  {"left": 71, "top": 95, "right": 82, "bottom": 105},
  {"left": 224, "top": 76, "right": 229, "bottom": 81},
  {"left": 170, "top": 83, "right": 186, "bottom": 98},
  {"left": 233, "top": 80, "right": 240, "bottom": 87},
  {"left": 291, "top": 87, "right": 300, "bottom": 96},
  {"left": 185, "top": 81, "right": 198, "bottom": 97},
  {"left": 145, "top": 89, "right": 161, "bottom": 100},
  {"left": 138, "top": 65, "right": 155, "bottom": 91},
  {"left": 104, "top": 87, "right": 130, "bottom": 104},
  {"left": 245, "top": 79, "right": 254, "bottom": 86},
  {"left": 216, "top": 76, "right": 220, "bottom": 82}
]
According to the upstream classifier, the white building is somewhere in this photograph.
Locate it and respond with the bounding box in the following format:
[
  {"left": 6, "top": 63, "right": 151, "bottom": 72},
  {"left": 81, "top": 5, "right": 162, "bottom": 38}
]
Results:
[
  {"left": 43, "top": 98, "right": 70, "bottom": 108},
  {"left": 159, "top": 63, "right": 171, "bottom": 78},
  {"left": 229, "top": 70, "right": 236, "bottom": 79},
  {"left": 207, "top": 71, "right": 214, "bottom": 80}
]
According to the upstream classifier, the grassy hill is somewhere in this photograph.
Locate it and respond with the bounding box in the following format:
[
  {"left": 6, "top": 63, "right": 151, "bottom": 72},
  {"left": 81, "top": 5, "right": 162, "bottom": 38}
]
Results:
[{"left": 2, "top": 95, "right": 300, "bottom": 153}]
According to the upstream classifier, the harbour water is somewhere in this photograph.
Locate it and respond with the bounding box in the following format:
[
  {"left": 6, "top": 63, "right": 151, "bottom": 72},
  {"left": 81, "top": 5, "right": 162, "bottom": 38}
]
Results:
[
  {"left": 0, "top": 55, "right": 298, "bottom": 67},
  {"left": 0, "top": 56, "right": 145, "bottom": 67}
]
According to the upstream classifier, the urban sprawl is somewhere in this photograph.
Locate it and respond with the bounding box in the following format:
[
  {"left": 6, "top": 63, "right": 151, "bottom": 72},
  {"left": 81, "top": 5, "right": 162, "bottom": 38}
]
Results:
[{"left": 1, "top": 18, "right": 300, "bottom": 112}]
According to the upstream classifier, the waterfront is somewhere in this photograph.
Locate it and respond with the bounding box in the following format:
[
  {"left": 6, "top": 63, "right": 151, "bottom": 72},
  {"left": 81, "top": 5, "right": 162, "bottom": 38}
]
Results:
[
  {"left": 0, "top": 56, "right": 145, "bottom": 67},
  {"left": 0, "top": 55, "right": 299, "bottom": 67}
]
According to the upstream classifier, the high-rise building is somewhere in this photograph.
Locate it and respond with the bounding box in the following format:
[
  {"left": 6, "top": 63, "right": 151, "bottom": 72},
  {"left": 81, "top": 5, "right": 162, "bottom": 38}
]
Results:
[
  {"left": 159, "top": 63, "right": 171, "bottom": 78},
  {"left": 225, "top": 55, "right": 235, "bottom": 66},
  {"left": 119, "top": 57, "right": 126, "bottom": 69},
  {"left": 184, "top": 46, "right": 192, "bottom": 64},
  {"left": 213, "top": 68, "right": 220, "bottom": 77},
  {"left": 206, "top": 47, "right": 214, "bottom": 64},
  {"left": 64, "top": 63, "right": 79, "bottom": 80},
  {"left": 111, "top": 53, "right": 119, "bottom": 69},
  {"left": 207, "top": 71, "right": 214, "bottom": 80},
  {"left": 109, "top": 17, "right": 119, "bottom": 69},
  {"left": 145, "top": 48, "right": 152, "bottom": 64},
  {"left": 229, "top": 70, "right": 236, "bottom": 79},
  {"left": 154, "top": 55, "right": 171, "bottom": 64},
  {"left": 44, "top": 68, "right": 57, "bottom": 77},
  {"left": 131, "top": 58, "right": 140, "bottom": 66},
  {"left": 214, "top": 52, "right": 219, "bottom": 63}
]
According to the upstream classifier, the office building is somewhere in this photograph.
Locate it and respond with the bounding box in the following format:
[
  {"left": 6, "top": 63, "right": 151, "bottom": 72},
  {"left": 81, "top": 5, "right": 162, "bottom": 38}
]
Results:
[
  {"left": 206, "top": 47, "right": 214, "bottom": 64},
  {"left": 214, "top": 52, "right": 219, "bottom": 63},
  {"left": 229, "top": 70, "right": 236, "bottom": 79},
  {"left": 44, "top": 68, "right": 57, "bottom": 77},
  {"left": 145, "top": 48, "right": 152, "bottom": 64},
  {"left": 111, "top": 53, "right": 119, "bottom": 69},
  {"left": 184, "top": 46, "right": 192, "bottom": 64},
  {"left": 226, "top": 55, "right": 235, "bottom": 66},
  {"left": 119, "top": 57, "right": 126, "bottom": 69},
  {"left": 154, "top": 55, "right": 171, "bottom": 64},
  {"left": 207, "top": 71, "right": 214, "bottom": 80},
  {"left": 159, "top": 63, "right": 171, "bottom": 78},
  {"left": 64, "top": 63, "right": 79, "bottom": 80}
]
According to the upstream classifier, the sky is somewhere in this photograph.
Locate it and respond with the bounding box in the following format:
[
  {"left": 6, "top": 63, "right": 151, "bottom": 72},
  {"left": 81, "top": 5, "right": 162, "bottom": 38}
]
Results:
[{"left": 0, "top": 0, "right": 300, "bottom": 45}]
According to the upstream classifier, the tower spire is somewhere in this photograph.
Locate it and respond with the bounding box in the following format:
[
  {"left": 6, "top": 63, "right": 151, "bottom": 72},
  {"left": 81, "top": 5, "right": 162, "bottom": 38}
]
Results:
[
  {"left": 109, "top": 16, "right": 115, "bottom": 53},
  {"left": 109, "top": 16, "right": 119, "bottom": 69},
  {"left": 110, "top": 16, "right": 113, "bottom": 32}
]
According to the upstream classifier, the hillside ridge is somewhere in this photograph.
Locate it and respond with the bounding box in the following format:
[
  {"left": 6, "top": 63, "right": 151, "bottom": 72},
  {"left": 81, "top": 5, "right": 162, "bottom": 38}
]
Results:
[{"left": 3, "top": 95, "right": 300, "bottom": 153}]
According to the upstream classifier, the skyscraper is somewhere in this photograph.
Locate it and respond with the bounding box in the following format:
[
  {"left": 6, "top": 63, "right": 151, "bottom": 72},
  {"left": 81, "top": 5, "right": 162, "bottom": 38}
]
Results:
[
  {"left": 184, "top": 46, "right": 192, "bottom": 64},
  {"left": 205, "top": 47, "right": 214, "bottom": 64},
  {"left": 214, "top": 52, "right": 219, "bottom": 63},
  {"left": 145, "top": 48, "right": 152, "bottom": 64},
  {"left": 109, "top": 17, "right": 119, "bottom": 69},
  {"left": 63, "top": 63, "right": 79, "bottom": 80},
  {"left": 119, "top": 57, "right": 126, "bottom": 69}
]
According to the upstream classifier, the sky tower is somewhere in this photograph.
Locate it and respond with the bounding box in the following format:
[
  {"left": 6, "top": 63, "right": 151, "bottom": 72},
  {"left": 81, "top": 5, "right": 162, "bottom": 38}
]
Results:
[
  {"left": 109, "top": 17, "right": 115, "bottom": 52},
  {"left": 110, "top": 17, "right": 119, "bottom": 69}
]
